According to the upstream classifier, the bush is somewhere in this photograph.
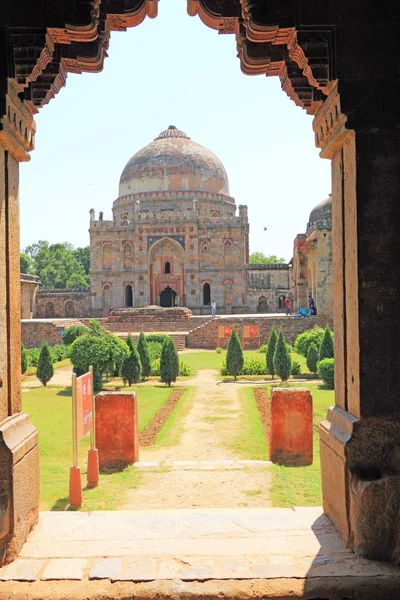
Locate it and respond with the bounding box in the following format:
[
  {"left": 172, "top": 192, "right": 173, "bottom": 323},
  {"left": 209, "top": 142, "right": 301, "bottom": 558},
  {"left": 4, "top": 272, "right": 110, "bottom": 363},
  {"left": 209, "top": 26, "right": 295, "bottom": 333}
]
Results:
[
  {"left": 220, "top": 361, "right": 228, "bottom": 376},
  {"left": 318, "top": 358, "right": 335, "bottom": 389},
  {"left": 273, "top": 329, "right": 292, "bottom": 382},
  {"left": 125, "top": 333, "right": 135, "bottom": 353},
  {"left": 179, "top": 361, "right": 192, "bottom": 376},
  {"left": 25, "top": 347, "right": 40, "bottom": 367},
  {"left": 266, "top": 326, "right": 278, "bottom": 378},
  {"left": 137, "top": 331, "right": 151, "bottom": 380},
  {"left": 147, "top": 341, "right": 163, "bottom": 361},
  {"left": 258, "top": 344, "right": 268, "bottom": 353},
  {"left": 241, "top": 358, "right": 266, "bottom": 375},
  {"left": 21, "top": 343, "right": 28, "bottom": 374},
  {"left": 306, "top": 342, "right": 319, "bottom": 374},
  {"left": 145, "top": 333, "right": 170, "bottom": 345},
  {"left": 160, "top": 337, "right": 179, "bottom": 387},
  {"left": 62, "top": 325, "right": 87, "bottom": 346},
  {"left": 121, "top": 343, "right": 142, "bottom": 386},
  {"left": 318, "top": 325, "right": 334, "bottom": 362},
  {"left": 70, "top": 332, "right": 129, "bottom": 392},
  {"left": 226, "top": 329, "right": 244, "bottom": 380},
  {"left": 150, "top": 358, "right": 160, "bottom": 376},
  {"left": 294, "top": 325, "right": 325, "bottom": 357},
  {"left": 36, "top": 342, "right": 54, "bottom": 386},
  {"left": 216, "top": 347, "right": 222, "bottom": 354},
  {"left": 50, "top": 344, "right": 68, "bottom": 363},
  {"left": 291, "top": 359, "right": 301, "bottom": 376}
]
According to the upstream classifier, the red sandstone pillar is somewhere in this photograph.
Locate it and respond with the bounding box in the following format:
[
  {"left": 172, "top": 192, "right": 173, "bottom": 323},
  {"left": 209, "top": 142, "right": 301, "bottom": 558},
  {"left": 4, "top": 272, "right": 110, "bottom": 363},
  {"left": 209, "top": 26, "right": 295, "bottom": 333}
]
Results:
[
  {"left": 270, "top": 388, "right": 313, "bottom": 466},
  {"left": 95, "top": 391, "right": 139, "bottom": 469}
]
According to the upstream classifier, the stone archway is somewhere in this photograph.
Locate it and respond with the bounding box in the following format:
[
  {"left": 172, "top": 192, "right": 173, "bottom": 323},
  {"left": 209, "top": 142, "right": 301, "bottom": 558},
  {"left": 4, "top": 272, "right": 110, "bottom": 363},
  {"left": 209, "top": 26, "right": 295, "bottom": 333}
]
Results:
[
  {"left": 1, "top": 0, "right": 399, "bottom": 566},
  {"left": 148, "top": 237, "right": 185, "bottom": 307},
  {"left": 160, "top": 286, "right": 177, "bottom": 307},
  {"left": 45, "top": 302, "right": 55, "bottom": 318},
  {"left": 257, "top": 296, "right": 268, "bottom": 313},
  {"left": 64, "top": 300, "right": 74, "bottom": 318}
]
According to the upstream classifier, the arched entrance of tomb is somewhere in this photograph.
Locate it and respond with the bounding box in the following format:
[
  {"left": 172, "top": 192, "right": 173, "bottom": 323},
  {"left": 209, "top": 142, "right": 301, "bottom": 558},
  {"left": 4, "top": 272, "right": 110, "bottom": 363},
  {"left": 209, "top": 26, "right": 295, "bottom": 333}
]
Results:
[
  {"left": 3, "top": 0, "right": 400, "bottom": 566},
  {"left": 160, "top": 286, "right": 177, "bottom": 307},
  {"left": 258, "top": 296, "right": 268, "bottom": 313},
  {"left": 64, "top": 300, "right": 74, "bottom": 318},
  {"left": 125, "top": 284, "right": 133, "bottom": 307},
  {"left": 149, "top": 237, "right": 184, "bottom": 306},
  {"left": 202, "top": 282, "right": 211, "bottom": 306}
]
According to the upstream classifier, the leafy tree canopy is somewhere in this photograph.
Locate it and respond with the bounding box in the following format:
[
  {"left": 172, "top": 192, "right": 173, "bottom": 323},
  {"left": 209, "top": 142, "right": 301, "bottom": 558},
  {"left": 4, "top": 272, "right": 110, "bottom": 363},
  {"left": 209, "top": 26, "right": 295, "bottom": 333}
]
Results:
[
  {"left": 20, "top": 253, "right": 33, "bottom": 274},
  {"left": 249, "top": 252, "right": 286, "bottom": 264},
  {"left": 21, "top": 240, "right": 90, "bottom": 289}
]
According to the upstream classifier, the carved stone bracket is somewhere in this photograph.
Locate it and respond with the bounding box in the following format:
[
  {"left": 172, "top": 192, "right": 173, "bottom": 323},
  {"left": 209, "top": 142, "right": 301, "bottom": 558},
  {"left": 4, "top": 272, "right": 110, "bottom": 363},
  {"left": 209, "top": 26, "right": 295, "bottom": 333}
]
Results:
[
  {"left": 313, "top": 83, "right": 353, "bottom": 159},
  {"left": 0, "top": 82, "right": 36, "bottom": 162}
]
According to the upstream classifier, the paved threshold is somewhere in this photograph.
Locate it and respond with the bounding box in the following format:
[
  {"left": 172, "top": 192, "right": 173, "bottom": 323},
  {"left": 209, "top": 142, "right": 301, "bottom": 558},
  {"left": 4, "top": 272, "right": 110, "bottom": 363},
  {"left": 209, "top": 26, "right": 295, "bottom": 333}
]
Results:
[
  {"left": 134, "top": 460, "right": 272, "bottom": 470},
  {"left": 0, "top": 508, "right": 399, "bottom": 599}
]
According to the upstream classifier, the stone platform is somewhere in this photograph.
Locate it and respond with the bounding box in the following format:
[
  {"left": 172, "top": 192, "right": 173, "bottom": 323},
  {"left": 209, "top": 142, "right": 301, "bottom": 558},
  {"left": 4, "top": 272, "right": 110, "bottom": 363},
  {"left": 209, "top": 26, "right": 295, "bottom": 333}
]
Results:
[{"left": 0, "top": 508, "right": 399, "bottom": 599}]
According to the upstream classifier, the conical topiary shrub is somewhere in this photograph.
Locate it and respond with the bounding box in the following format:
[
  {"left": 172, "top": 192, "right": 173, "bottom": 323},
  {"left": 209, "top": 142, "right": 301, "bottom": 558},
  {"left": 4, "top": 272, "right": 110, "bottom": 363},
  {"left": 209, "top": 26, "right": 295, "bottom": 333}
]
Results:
[
  {"left": 36, "top": 341, "right": 54, "bottom": 386},
  {"left": 226, "top": 329, "right": 244, "bottom": 380},
  {"left": 160, "top": 337, "right": 179, "bottom": 387},
  {"left": 137, "top": 331, "right": 151, "bottom": 380},
  {"left": 306, "top": 342, "right": 319, "bottom": 375},
  {"left": 121, "top": 342, "right": 142, "bottom": 386},
  {"left": 318, "top": 325, "right": 334, "bottom": 362},
  {"left": 21, "top": 342, "right": 28, "bottom": 374},
  {"left": 266, "top": 326, "right": 278, "bottom": 379},
  {"left": 125, "top": 332, "right": 135, "bottom": 352},
  {"left": 273, "top": 329, "right": 292, "bottom": 382}
]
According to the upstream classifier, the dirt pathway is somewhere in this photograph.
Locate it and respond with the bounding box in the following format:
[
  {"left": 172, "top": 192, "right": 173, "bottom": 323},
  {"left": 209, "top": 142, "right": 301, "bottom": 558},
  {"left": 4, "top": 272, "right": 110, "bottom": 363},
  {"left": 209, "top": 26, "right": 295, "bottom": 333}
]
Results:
[{"left": 124, "top": 370, "right": 272, "bottom": 510}]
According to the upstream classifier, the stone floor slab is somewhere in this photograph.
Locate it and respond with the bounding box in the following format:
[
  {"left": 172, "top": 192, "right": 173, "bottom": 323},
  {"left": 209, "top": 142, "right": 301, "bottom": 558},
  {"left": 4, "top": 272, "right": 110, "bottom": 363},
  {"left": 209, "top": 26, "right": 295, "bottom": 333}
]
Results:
[
  {"left": 89, "top": 557, "right": 122, "bottom": 580},
  {"left": 41, "top": 558, "right": 87, "bottom": 580},
  {"left": 0, "top": 559, "right": 44, "bottom": 581}
]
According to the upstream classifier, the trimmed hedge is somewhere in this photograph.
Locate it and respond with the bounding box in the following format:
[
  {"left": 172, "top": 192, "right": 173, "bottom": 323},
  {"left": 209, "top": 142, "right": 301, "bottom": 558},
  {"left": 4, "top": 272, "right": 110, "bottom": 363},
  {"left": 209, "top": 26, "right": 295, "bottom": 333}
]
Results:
[{"left": 318, "top": 358, "right": 334, "bottom": 389}]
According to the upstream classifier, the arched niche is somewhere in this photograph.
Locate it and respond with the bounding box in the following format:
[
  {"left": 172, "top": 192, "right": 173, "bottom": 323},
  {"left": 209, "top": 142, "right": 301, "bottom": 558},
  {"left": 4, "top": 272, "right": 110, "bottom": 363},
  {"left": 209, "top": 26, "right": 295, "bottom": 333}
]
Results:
[
  {"left": 103, "top": 284, "right": 112, "bottom": 308},
  {"left": 202, "top": 282, "right": 211, "bottom": 306},
  {"left": 65, "top": 300, "right": 74, "bottom": 318}
]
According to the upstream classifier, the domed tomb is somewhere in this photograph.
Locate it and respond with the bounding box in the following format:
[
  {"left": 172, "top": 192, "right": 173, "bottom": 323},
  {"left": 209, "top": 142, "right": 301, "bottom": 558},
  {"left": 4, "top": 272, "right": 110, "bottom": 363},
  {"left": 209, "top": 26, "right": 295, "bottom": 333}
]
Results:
[
  {"left": 306, "top": 194, "right": 332, "bottom": 234},
  {"left": 118, "top": 125, "right": 230, "bottom": 198}
]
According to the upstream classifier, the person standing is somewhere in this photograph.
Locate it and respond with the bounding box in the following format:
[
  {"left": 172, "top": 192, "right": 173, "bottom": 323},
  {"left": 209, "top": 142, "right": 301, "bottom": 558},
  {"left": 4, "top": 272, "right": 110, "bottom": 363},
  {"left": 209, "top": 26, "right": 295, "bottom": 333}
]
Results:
[
  {"left": 308, "top": 294, "right": 317, "bottom": 315},
  {"left": 284, "top": 296, "right": 292, "bottom": 316},
  {"left": 211, "top": 300, "right": 217, "bottom": 316}
]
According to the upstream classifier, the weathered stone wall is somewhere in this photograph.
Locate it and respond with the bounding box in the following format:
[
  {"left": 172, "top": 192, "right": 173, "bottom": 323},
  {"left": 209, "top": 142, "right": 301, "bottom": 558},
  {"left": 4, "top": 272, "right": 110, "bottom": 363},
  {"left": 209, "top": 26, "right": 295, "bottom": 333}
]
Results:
[
  {"left": 187, "top": 316, "right": 331, "bottom": 349},
  {"left": 34, "top": 289, "right": 92, "bottom": 319},
  {"left": 21, "top": 319, "right": 85, "bottom": 348},
  {"left": 20, "top": 275, "right": 39, "bottom": 319}
]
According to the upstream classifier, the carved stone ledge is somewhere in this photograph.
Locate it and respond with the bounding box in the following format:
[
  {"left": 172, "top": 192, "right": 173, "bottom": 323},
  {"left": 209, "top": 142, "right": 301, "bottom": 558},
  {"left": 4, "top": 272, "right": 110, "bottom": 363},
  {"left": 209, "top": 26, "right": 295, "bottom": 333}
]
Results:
[
  {"left": 313, "top": 83, "right": 353, "bottom": 158},
  {"left": 0, "top": 82, "right": 35, "bottom": 162}
]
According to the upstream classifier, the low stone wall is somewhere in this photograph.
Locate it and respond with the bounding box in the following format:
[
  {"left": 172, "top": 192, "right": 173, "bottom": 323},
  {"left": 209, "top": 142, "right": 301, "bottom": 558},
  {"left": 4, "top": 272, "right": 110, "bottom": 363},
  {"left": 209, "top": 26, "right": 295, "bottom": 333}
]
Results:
[
  {"left": 21, "top": 319, "right": 85, "bottom": 348},
  {"left": 35, "top": 289, "right": 92, "bottom": 319},
  {"left": 186, "top": 315, "right": 332, "bottom": 349}
]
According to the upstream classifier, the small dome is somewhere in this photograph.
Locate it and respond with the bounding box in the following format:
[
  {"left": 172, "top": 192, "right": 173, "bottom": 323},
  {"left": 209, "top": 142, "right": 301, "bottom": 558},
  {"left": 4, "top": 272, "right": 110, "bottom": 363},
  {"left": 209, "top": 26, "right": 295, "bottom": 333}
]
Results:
[
  {"left": 307, "top": 195, "right": 332, "bottom": 233},
  {"left": 119, "top": 126, "right": 230, "bottom": 197}
]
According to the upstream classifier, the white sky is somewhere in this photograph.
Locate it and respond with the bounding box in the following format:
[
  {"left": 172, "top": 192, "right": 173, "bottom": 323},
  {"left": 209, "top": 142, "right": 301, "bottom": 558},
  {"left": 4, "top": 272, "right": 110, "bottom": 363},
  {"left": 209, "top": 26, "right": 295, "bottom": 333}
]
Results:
[{"left": 19, "top": 3, "right": 331, "bottom": 262}]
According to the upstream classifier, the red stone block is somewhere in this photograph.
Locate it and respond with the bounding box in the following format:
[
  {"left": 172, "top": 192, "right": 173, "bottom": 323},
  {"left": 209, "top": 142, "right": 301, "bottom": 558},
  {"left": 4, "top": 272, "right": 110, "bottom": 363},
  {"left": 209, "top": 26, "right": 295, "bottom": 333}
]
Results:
[
  {"left": 270, "top": 388, "right": 313, "bottom": 466},
  {"left": 95, "top": 392, "right": 139, "bottom": 469}
]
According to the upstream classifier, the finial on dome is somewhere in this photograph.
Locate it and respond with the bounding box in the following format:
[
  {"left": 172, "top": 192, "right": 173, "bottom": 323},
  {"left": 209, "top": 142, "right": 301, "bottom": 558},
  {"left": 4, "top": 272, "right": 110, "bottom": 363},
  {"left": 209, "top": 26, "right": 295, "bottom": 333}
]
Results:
[{"left": 154, "top": 126, "right": 190, "bottom": 141}]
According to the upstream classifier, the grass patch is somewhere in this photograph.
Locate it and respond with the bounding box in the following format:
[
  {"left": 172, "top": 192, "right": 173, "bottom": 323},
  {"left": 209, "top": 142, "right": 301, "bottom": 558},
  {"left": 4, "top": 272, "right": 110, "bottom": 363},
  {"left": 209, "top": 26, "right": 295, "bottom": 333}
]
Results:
[
  {"left": 178, "top": 350, "right": 261, "bottom": 374},
  {"left": 224, "top": 387, "right": 269, "bottom": 460},
  {"left": 154, "top": 388, "right": 194, "bottom": 447},
  {"left": 23, "top": 384, "right": 171, "bottom": 511},
  {"left": 269, "top": 383, "right": 334, "bottom": 507},
  {"left": 201, "top": 415, "right": 233, "bottom": 423},
  {"left": 242, "top": 488, "right": 263, "bottom": 497}
]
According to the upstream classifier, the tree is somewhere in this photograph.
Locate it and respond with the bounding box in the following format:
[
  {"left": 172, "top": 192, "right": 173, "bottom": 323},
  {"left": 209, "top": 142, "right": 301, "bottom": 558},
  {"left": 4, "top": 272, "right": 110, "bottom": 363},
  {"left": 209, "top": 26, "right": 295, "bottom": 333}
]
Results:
[
  {"left": 273, "top": 329, "right": 292, "bottom": 382},
  {"left": 249, "top": 252, "right": 286, "bottom": 264},
  {"left": 73, "top": 246, "right": 90, "bottom": 275},
  {"left": 266, "top": 326, "right": 278, "bottom": 378},
  {"left": 36, "top": 341, "right": 54, "bottom": 386},
  {"left": 125, "top": 333, "right": 135, "bottom": 352},
  {"left": 137, "top": 331, "right": 151, "bottom": 380},
  {"left": 306, "top": 342, "right": 319, "bottom": 374},
  {"left": 21, "top": 342, "right": 28, "bottom": 374},
  {"left": 226, "top": 329, "right": 244, "bottom": 380},
  {"left": 20, "top": 253, "right": 32, "bottom": 274},
  {"left": 160, "top": 337, "right": 179, "bottom": 387},
  {"left": 121, "top": 343, "right": 142, "bottom": 386},
  {"left": 61, "top": 325, "right": 87, "bottom": 346},
  {"left": 318, "top": 325, "right": 334, "bottom": 362}
]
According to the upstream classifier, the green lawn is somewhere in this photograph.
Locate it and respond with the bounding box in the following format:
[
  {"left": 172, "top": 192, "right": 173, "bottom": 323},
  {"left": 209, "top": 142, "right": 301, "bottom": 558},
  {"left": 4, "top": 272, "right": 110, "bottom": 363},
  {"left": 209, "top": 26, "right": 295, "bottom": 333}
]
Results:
[
  {"left": 179, "top": 350, "right": 264, "bottom": 374},
  {"left": 23, "top": 385, "right": 171, "bottom": 511},
  {"left": 154, "top": 388, "right": 193, "bottom": 447},
  {"left": 268, "top": 383, "right": 334, "bottom": 507}
]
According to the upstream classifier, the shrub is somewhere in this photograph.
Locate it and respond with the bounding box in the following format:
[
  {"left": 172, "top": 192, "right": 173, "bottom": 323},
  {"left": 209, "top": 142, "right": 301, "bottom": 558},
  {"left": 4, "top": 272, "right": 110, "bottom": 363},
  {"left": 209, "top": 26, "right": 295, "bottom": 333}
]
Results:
[
  {"left": 21, "top": 343, "right": 28, "bottom": 374},
  {"left": 306, "top": 342, "right": 319, "bottom": 374},
  {"left": 70, "top": 332, "right": 129, "bottom": 392},
  {"left": 160, "top": 337, "right": 179, "bottom": 387},
  {"left": 294, "top": 326, "right": 325, "bottom": 357},
  {"left": 216, "top": 347, "right": 222, "bottom": 354},
  {"left": 36, "top": 342, "right": 54, "bottom": 386},
  {"left": 179, "top": 361, "right": 192, "bottom": 376},
  {"left": 258, "top": 344, "right": 268, "bottom": 354},
  {"left": 266, "top": 326, "right": 278, "bottom": 378},
  {"left": 50, "top": 344, "right": 68, "bottom": 363},
  {"left": 273, "top": 329, "right": 292, "bottom": 382},
  {"left": 121, "top": 343, "right": 142, "bottom": 386},
  {"left": 318, "top": 358, "right": 335, "bottom": 389},
  {"left": 146, "top": 333, "right": 170, "bottom": 345},
  {"left": 125, "top": 333, "right": 135, "bottom": 352},
  {"left": 26, "top": 347, "right": 40, "bottom": 367},
  {"left": 241, "top": 358, "right": 266, "bottom": 375},
  {"left": 137, "top": 331, "right": 151, "bottom": 380},
  {"left": 62, "top": 325, "right": 87, "bottom": 346},
  {"left": 220, "top": 361, "right": 228, "bottom": 376},
  {"left": 291, "top": 359, "right": 301, "bottom": 376},
  {"left": 146, "top": 341, "right": 163, "bottom": 362},
  {"left": 286, "top": 343, "right": 292, "bottom": 354},
  {"left": 226, "top": 329, "right": 244, "bottom": 380},
  {"left": 318, "top": 325, "right": 334, "bottom": 362},
  {"left": 151, "top": 358, "right": 160, "bottom": 376}
]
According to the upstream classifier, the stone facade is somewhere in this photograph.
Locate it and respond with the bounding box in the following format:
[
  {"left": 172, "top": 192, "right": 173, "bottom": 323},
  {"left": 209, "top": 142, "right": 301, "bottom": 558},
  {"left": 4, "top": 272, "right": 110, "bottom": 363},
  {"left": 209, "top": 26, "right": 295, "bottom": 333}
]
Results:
[
  {"left": 291, "top": 196, "right": 332, "bottom": 319},
  {"left": 34, "top": 289, "right": 93, "bottom": 319},
  {"left": 90, "top": 126, "right": 291, "bottom": 316},
  {"left": 20, "top": 274, "right": 39, "bottom": 319}
]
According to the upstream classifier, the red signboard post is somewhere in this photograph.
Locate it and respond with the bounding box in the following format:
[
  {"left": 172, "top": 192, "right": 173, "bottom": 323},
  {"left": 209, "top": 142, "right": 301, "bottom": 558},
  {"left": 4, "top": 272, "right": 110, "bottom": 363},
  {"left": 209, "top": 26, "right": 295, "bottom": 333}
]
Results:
[{"left": 69, "top": 366, "right": 99, "bottom": 508}]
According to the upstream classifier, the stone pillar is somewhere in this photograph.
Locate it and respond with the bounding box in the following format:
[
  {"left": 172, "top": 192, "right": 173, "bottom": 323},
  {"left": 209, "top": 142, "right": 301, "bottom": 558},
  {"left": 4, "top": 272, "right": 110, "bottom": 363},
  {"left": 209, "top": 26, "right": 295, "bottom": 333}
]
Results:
[
  {"left": 0, "top": 82, "right": 39, "bottom": 565},
  {"left": 317, "top": 80, "right": 400, "bottom": 561}
]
